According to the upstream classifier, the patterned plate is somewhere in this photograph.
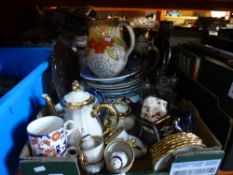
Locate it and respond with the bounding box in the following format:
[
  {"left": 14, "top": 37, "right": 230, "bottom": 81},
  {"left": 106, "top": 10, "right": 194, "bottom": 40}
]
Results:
[
  {"left": 80, "top": 63, "right": 141, "bottom": 84},
  {"left": 85, "top": 75, "right": 143, "bottom": 90}
]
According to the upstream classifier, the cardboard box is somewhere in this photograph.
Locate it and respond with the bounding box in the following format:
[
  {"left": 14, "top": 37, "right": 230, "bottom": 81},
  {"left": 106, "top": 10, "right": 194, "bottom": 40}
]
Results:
[
  {"left": 19, "top": 100, "right": 224, "bottom": 175},
  {"left": 177, "top": 72, "right": 232, "bottom": 171}
]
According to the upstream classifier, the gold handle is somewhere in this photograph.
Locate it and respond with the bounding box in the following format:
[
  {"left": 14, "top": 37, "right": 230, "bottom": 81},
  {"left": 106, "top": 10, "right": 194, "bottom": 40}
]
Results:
[
  {"left": 91, "top": 103, "right": 119, "bottom": 134},
  {"left": 79, "top": 153, "right": 88, "bottom": 165},
  {"left": 42, "top": 94, "right": 58, "bottom": 116},
  {"left": 128, "top": 137, "right": 136, "bottom": 148}
]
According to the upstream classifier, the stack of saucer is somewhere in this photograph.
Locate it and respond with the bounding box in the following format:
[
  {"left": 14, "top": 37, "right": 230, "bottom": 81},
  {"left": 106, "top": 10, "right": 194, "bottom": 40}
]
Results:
[
  {"left": 80, "top": 62, "right": 143, "bottom": 103},
  {"left": 150, "top": 132, "right": 206, "bottom": 171}
]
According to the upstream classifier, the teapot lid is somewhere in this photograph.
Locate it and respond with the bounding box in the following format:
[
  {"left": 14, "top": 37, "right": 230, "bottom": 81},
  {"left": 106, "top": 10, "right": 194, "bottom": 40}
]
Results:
[{"left": 63, "top": 81, "right": 94, "bottom": 110}]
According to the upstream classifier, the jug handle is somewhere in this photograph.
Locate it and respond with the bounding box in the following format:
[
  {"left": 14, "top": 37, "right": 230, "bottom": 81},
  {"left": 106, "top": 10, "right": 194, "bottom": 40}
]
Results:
[
  {"left": 91, "top": 103, "right": 119, "bottom": 134},
  {"left": 42, "top": 94, "right": 58, "bottom": 116},
  {"left": 118, "top": 22, "right": 135, "bottom": 61}
]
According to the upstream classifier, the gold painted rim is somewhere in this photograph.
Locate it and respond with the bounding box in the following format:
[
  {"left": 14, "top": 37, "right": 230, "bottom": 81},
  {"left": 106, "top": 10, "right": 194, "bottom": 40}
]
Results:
[
  {"left": 104, "top": 139, "right": 135, "bottom": 173},
  {"left": 151, "top": 140, "right": 205, "bottom": 160},
  {"left": 151, "top": 135, "right": 202, "bottom": 152},
  {"left": 65, "top": 95, "right": 95, "bottom": 110},
  {"left": 151, "top": 137, "right": 204, "bottom": 156},
  {"left": 151, "top": 142, "right": 206, "bottom": 163}
]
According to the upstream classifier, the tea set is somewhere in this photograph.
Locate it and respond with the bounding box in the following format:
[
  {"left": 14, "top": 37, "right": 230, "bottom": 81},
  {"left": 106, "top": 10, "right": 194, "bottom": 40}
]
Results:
[{"left": 26, "top": 18, "right": 198, "bottom": 174}]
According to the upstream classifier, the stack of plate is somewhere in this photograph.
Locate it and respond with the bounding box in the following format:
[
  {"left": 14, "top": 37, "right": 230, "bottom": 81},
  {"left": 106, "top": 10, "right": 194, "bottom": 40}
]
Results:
[
  {"left": 80, "top": 63, "right": 143, "bottom": 103},
  {"left": 150, "top": 132, "right": 206, "bottom": 171}
]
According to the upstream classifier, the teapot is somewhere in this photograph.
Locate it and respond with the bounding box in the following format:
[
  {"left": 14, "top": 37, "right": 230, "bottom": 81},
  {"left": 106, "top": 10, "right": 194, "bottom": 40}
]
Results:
[
  {"left": 85, "top": 18, "right": 135, "bottom": 78},
  {"left": 43, "top": 80, "right": 119, "bottom": 137},
  {"left": 104, "top": 98, "right": 135, "bottom": 131}
]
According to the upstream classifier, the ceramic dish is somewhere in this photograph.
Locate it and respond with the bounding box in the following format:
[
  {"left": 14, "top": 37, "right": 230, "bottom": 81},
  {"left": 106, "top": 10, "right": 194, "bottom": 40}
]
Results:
[
  {"left": 153, "top": 144, "right": 206, "bottom": 171},
  {"left": 85, "top": 75, "right": 143, "bottom": 90},
  {"left": 80, "top": 64, "right": 141, "bottom": 84},
  {"left": 92, "top": 82, "right": 143, "bottom": 95}
]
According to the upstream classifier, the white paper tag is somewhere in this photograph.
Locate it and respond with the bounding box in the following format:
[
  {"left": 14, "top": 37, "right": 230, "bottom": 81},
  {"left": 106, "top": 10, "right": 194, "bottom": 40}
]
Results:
[
  {"left": 228, "top": 82, "right": 233, "bottom": 99},
  {"left": 33, "top": 166, "right": 46, "bottom": 173},
  {"left": 170, "top": 159, "right": 221, "bottom": 175}
]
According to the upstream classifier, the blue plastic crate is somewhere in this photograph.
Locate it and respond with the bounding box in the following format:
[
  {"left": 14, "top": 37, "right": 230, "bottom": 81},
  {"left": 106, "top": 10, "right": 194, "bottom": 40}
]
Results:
[{"left": 0, "top": 47, "right": 52, "bottom": 175}]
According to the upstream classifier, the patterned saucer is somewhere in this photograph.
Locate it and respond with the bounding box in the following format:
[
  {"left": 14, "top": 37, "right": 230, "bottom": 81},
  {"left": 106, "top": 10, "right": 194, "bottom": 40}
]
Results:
[{"left": 80, "top": 63, "right": 141, "bottom": 84}]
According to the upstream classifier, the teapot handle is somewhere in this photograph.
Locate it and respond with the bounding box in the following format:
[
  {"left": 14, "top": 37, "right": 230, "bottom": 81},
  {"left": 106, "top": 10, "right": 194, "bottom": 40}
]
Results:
[
  {"left": 91, "top": 103, "right": 119, "bottom": 134},
  {"left": 117, "top": 22, "right": 135, "bottom": 61}
]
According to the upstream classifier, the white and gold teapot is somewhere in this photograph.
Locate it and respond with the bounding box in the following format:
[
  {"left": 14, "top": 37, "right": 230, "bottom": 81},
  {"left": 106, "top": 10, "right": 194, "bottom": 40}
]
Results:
[{"left": 43, "top": 80, "right": 119, "bottom": 138}]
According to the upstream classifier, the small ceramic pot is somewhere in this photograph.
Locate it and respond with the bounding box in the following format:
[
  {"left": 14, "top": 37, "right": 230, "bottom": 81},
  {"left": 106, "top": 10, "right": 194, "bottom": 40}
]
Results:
[
  {"left": 140, "top": 96, "right": 168, "bottom": 123},
  {"left": 113, "top": 98, "right": 135, "bottom": 131}
]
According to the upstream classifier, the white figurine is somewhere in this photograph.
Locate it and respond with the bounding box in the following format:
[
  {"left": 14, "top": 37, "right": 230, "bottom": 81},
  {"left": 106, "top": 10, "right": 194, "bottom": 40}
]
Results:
[{"left": 110, "top": 150, "right": 128, "bottom": 170}]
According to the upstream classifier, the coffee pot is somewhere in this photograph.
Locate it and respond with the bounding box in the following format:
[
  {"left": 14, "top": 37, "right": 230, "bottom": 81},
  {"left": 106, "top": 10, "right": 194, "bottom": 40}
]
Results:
[{"left": 43, "top": 80, "right": 119, "bottom": 137}]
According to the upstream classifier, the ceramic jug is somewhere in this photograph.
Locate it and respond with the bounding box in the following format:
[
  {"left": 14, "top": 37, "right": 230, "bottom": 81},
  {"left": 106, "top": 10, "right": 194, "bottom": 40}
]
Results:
[
  {"left": 85, "top": 18, "right": 135, "bottom": 78},
  {"left": 61, "top": 80, "right": 119, "bottom": 137}
]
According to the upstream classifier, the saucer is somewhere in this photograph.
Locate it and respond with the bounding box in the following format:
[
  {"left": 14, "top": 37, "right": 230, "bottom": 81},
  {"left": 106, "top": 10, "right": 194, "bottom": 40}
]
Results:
[{"left": 80, "top": 64, "right": 141, "bottom": 84}]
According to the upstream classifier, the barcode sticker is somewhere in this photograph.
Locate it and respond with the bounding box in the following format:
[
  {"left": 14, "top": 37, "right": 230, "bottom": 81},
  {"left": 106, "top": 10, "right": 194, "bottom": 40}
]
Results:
[{"left": 170, "top": 159, "right": 221, "bottom": 175}]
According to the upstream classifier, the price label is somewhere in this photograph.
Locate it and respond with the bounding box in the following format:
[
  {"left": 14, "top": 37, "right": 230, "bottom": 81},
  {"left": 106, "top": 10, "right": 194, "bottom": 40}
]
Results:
[{"left": 170, "top": 159, "right": 221, "bottom": 175}]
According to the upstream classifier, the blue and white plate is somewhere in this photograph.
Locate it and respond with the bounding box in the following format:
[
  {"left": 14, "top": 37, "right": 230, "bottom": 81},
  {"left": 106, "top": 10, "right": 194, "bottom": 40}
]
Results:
[{"left": 80, "top": 63, "right": 141, "bottom": 84}]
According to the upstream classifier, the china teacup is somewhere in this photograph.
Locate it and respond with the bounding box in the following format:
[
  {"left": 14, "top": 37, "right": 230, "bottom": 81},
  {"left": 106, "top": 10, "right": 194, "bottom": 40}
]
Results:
[
  {"left": 27, "top": 116, "right": 68, "bottom": 157},
  {"left": 106, "top": 128, "right": 129, "bottom": 144},
  {"left": 81, "top": 159, "right": 105, "bottom": 174},
  {"left": 128, "top": 134, "right": 147, "bottom": 158},
  {"left": 78, "top": 136, "right": 104, "bottom": 165}
]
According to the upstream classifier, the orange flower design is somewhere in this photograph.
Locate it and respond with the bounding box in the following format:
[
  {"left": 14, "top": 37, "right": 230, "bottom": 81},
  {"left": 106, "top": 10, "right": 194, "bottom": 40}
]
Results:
[
  {"left": 87, "top": 37, "right": 114, "bottom": 54},
  {"left": 51, "top": 131, "right": 61, "bottom": 141},
  {"left": 44, "top": 149, "right": 57, "bottom": 157}
]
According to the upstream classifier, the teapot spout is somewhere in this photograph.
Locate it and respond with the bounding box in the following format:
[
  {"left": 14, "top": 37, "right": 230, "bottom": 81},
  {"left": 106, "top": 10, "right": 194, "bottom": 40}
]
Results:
[{"left": 42, "top": 94, "right": 58, "bottom": 116}]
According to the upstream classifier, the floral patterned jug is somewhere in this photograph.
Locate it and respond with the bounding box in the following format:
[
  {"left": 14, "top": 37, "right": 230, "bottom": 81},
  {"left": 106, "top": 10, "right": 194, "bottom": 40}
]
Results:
[{"left": 85, "top": 19, "right": 135, "bottom": 78}]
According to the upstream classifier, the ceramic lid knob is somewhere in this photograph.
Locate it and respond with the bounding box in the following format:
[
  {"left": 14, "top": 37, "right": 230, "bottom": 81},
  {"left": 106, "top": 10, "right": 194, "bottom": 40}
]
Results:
[
  {"left": 81, "top": 129, "right": 95, "bottom": 150},
  {"left": 110, "top": 150, "right": 128, "bottom": 170}
]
